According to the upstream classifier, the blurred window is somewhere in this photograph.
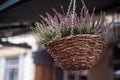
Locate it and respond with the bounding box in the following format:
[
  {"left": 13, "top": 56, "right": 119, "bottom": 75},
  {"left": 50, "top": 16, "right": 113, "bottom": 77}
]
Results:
[
  {"left": 4, "top": 58, "right": 19, "bottom": 80},
  {"left": 63, "top": 70, "right": 88, "bottom": 80}
]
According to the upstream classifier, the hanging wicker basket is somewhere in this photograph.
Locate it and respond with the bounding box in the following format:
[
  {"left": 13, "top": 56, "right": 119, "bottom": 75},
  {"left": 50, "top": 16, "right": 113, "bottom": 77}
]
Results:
[{"left": 45, "top": 34, "right": 105, "bottom": 70}]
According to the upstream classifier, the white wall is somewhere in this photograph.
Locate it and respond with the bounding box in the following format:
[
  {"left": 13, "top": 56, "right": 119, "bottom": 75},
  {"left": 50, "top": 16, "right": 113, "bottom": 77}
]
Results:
[
  {"left": 0, "top": 58, "right": 6, "bottom": 80},
  {"left": 0, "top": 34, "right": 37, "bottom": 80},
  {"left": 23, "top": 50, "right": 35, "bottom": 80}
]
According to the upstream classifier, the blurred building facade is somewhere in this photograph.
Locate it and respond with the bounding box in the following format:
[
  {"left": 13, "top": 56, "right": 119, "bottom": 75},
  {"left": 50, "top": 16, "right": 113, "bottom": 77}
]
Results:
[
  {"left": 0, "top": 0, "right": 120, "bottom": 80},
  {"left": 0, "top": 15, "right": 119, "bottom": 80},
  {"left": 0, "top": 35, "right": 36, "bottom": 80}
]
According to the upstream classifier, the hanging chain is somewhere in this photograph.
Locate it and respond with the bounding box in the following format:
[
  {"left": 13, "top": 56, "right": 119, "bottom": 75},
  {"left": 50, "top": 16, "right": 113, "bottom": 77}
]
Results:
[
  {"left": 81, "top": 0, "right": 87, "bottom": 9},
  {"left": 66, "top": 0, "right": 76, "bottom": 35},
  {"left": 67, "top": 0, "right": 86, "bottom": 35},
  {"left": 71, "top": 0, "right": 76, "bottom": 35},
  {"left": 66, "top": 0, "right": 73, "bottom": 17}
]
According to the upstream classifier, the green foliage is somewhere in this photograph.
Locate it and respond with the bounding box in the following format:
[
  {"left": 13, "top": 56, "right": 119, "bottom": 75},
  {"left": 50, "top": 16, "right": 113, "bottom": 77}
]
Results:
[
  {"left": 31, "top": 22, "right": 57, "bottom": 44},
  {"left": 31, "top": 7, "right": 114, "bottom": 44}
]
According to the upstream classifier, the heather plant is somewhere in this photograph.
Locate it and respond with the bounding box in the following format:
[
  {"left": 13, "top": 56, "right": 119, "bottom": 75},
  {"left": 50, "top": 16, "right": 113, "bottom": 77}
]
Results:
[{"left": 31, "top": 4, "right": 114, "bottom": 44}]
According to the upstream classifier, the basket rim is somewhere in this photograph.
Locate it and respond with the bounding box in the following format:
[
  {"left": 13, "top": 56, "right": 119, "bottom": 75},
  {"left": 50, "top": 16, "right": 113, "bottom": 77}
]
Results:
[
  {"left": 45, "top": 34, "right": 104, "bottom": 45},
  {"left": 44, "top": 34, "right": 105, "bottom": 70}
]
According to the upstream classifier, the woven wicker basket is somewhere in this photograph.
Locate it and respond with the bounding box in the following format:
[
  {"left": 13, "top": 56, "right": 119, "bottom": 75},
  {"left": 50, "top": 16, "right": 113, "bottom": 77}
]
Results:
[{"left": 45, "top": 34, "right": 105, "bottom": 70}]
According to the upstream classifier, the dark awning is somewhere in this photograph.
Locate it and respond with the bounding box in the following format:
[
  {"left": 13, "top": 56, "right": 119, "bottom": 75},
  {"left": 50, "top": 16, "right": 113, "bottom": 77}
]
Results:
[{"left": 0, "top": 0, "right": 120, "bottom": 38}]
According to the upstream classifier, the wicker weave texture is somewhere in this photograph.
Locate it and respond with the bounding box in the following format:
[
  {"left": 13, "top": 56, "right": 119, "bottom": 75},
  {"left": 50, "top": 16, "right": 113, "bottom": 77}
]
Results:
[{"left": 45, "top": 34, "right": 105, "bottom": 70}]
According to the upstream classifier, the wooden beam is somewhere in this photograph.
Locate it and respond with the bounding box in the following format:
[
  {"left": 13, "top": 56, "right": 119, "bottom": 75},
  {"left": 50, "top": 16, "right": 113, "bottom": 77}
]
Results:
[
  {"left": 88, "top": 48, "right": 111, "bottom": 80},
  {"left": 0, "top": 41, "right": 31, "bottom": 49},
  {"left": 35, "top": 64, "right": 53, "bottom": 80},
  {"left": 0, "top": 0, "right": 21, "bottom": 11},
  {"left": 0, "top": 46, "right": 26, "bottom": 58}
]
